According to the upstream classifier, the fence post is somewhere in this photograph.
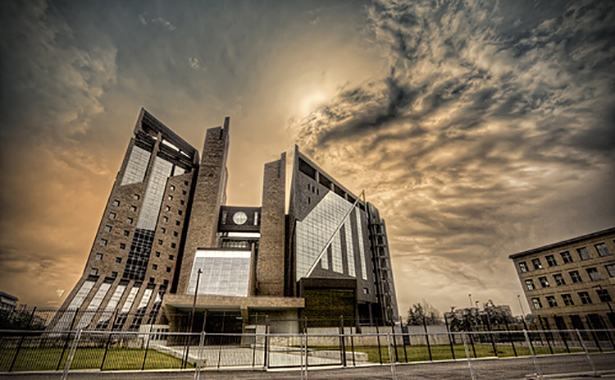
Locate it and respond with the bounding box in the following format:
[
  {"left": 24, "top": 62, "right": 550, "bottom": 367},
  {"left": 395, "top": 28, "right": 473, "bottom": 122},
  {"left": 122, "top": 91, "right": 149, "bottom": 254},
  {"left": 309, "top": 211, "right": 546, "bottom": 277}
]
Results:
[
  {"left": 503, "top": 319, "right": 517, "bottom": 357},
  {"left": 575, "top": 329, "right": 597, "bottom": 377},
  {"left": 60, "top": 329, "right": 82, "bottom": 380},
  {"left": 422, "top": 316, "right": 432, "bottom": 361},
  {"left": 461, "top": 332, "right": 476, "bottom": 380},
  {"left": 376, "top": 324, "right": 383, "bottom": 364},
  {"left": 523, "top": 329, "right": 543, "bottom": 380},
  {"left": 194, "top": 330, "right": 205, "bottom": 380},
  {"left": 444, "top": 315, "right": 456, "bottom": 360},
  {"left": 264, "top": 316, "right": 270, "bottom": 369},
  {"left": 386, "top": 333, "right": 397, "bottom": 380},
  {"left": 8, "top": 308, "right": 35, "bottom": 373},
  {"left": 141, "top": 326, "right": 152, "bottom": 371},
  {"left": 340, "top": 315, "right": 347, "bottom": 367},
  {"left": 56, "top": 307, "right": 80, "bottom": 371}
]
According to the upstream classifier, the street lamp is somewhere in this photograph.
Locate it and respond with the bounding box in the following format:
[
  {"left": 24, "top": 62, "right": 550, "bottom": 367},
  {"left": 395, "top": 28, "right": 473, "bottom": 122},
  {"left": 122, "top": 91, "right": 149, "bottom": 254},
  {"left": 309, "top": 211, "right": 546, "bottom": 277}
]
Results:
[
  {"left": 469, "top": 293, "right": 473, "bottom": 308},
  {"left": 190, "top": 268, "right": 203, "bottom": 333}
]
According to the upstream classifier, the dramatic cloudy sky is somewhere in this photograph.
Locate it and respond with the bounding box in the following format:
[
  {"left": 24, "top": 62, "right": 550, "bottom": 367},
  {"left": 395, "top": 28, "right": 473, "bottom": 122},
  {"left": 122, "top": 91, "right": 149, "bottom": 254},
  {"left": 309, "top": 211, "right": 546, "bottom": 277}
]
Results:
[{"left": 1, "top": 0, "right": 614, "bottom": 316}]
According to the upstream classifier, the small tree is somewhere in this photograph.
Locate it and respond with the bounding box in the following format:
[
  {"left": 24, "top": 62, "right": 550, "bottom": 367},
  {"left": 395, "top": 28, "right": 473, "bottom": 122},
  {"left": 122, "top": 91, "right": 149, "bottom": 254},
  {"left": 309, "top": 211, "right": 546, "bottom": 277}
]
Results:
[{"left": 406, "top": 301, "right": 443, "bottom": 326}]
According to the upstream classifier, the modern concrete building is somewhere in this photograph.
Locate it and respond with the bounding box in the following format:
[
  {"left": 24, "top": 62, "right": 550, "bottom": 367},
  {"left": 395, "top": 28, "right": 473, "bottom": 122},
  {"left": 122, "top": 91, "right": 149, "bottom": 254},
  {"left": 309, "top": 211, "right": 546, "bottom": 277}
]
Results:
[
  {"left": 52, "top": 109, "right": 399, "bottom": 333},
  {"left": 509, "top": 227, "right": 615, "bottom": 330}
]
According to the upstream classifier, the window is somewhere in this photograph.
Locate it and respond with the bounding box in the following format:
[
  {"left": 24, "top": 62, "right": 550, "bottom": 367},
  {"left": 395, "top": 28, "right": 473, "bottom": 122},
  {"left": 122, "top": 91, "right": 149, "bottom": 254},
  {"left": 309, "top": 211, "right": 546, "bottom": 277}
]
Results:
[
  {"left": 586, "top": 267, "right": 602, "bottom": 281},
  {"left": 158, "top": 239, "right": 163, "bottom": 245},
  {"left": 180, "top": 200, "right": 185, "bottom": 205},
  {"left": 532, "top": 258, "right": 543, "bottom": 270},
  {"left": 170, "top": 185, "right": 175, "bottom": 191},
  {"left": 155, "top": 251, "right": 161, "bottom": 258},
  {"left": 152, "top": 264, "right": 158, "bottom": 270},
  {"left": 606, "top": 264, "right": 615, "bottom": 278},
  {"left": 363, "top": 288, "right": 369, "bottom": 294},
  {"left": 178, "top": 210, "right": 183, "bottom": 215},
  {"left": 182, "top": 190, "right": 187, "bottom": 195},
  {"left": 130, "top": 206, "right": 137, "bottom": 212},
  {"left": 597, "top": 289, "right": 612, "bottom": 303},
  {"left": 95, "top": 253, "right": 103, "bottom": 260},
  {"left": 160, "top": 227, "right": 166, "bottom": 234},
  {"left": 100, "top": 239, "right": 108, "bottom": 247},
  {"left": 163, "top": 216, "right": 168, "bottom": 223},
  {"left": 595, "top": 243, "right": 611, "bottom": 256},
  {"left": 127, "top": 217, "right": 133, "bottom": 224},
  {"left": 163, "top": 279, "right": 169, "bottom": 286},
  {"left": 123, "top": 230, "right": 130, "bottom": 236},
  {"left": 569, "top": 271, "right": 582, "bottom": 283},
  {"left": 519, "top": 262, "right": 528, "bottom": 272},
  {"left": 115, "top": 257, "right": 122, "bottom": 263},
  {"left": 175, "top": 220, "right": 181, "bottom": 226},
  {"left": 112, "top": 200, "right": 120, "bottom": 207},
  {"left": 546, "top": 296, "right": 558, "bottom": 307},
  {"left": 560, "top": 251, "right": 573, "bottom": 264},
  {"left": 169, "top": 255, "right": 174, "bottom": 260},
  {"left": 133, "top": 194, "right": 140, "bottom": 200},
  {"left": 104, "top": 225, "right": 112, "bottom": 232},
  {"left": 578, "top": 292, "right": 592, "bottom": 304},
  {"left": 553, "top": 273, "right": 566, "bottom": 286},
  {"left": 577, "top": 247, "right": 591, "bottom": 260},
  {"left": 184, "top": 181, "right": 188, "bottom": 186},
  {"left": 90, "top": 268, "right": 99, "bottom": 276},
  {"left": 525, "top": 279, "right": 535, "bottom": 290},
  {"left": 545, "top": 255, "right": 557, "bottom": 267},
  {"left": 562, "top": 294, "right": 574, "bottom": 306},
  {"left": 539, "top": 277, "right": 550, "bottom": 288},
  {"left": 171, "top": 243, "right": 176, "bottom": 248},
  {"left": 165, "top": 206, "right": 171, "bottom": 211},
  {"left": 120, "top": 243, "right": 126, "bottom": 250},
  {"left": 532, "top": 298, "right": 543, "bottom": 309},
  {"left": 111, "top": 271, "right": 118, "bottom": 278},
  {"left": 109, "top": 212, "right": 116, "bottom": 220},
  {"left": 166, "top": 267, "right": 172, "bottom": 273},
  {"left": 168, "top": 195, "right": 173, "bottom": 201},
  {"left": 173, "top": 231, "right": 178, "bottom": 237}
]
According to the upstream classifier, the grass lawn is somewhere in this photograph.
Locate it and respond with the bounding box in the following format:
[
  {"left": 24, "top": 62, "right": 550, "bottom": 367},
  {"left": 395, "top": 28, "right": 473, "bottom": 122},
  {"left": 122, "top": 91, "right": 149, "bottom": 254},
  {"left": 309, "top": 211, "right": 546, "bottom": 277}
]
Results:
[
  {"left": 0, "top": 347, "right": 191, "bottom": 372},
  {"left": 315, "top": 344, "right": 585, "bottom": 363}
]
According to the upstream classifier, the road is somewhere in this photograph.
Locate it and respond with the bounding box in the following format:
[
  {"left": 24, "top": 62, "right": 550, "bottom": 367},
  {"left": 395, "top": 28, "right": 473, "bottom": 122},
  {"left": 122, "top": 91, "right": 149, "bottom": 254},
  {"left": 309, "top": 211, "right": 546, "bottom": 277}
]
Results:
[{"left": 1, "top": 352, "right": 614, "bottom": 380}]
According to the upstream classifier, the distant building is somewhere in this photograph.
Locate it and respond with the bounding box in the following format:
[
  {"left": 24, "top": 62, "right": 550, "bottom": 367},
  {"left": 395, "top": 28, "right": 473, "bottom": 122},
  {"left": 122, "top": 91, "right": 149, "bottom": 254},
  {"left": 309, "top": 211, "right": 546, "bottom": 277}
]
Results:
[
  {"left": 0, "top": 292, "right": 18, "bottom": 314},
  {"left": 509, "top": 227, "right": 615, "bottom": 330},
  {"left": 50, "top": 109, "right": 399, "bottom": 333}
]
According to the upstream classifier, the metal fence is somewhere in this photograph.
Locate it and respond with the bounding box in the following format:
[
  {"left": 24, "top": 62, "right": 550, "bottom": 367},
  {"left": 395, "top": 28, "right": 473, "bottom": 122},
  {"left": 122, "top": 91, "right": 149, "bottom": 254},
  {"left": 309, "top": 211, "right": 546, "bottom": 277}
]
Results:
[{"left": 1, "top": 328, "right": 614, "bottom": 379}]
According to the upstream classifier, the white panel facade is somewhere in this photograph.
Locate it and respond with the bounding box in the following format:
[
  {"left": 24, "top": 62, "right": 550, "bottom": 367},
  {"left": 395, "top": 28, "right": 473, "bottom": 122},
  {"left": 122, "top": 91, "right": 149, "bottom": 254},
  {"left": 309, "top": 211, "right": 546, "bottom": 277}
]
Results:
[
  {"left": 188, "top": 250, "right": 251, "bottom": 297},
  {"left": 121, "top": 146, "right": 151, "bottom": 186}
]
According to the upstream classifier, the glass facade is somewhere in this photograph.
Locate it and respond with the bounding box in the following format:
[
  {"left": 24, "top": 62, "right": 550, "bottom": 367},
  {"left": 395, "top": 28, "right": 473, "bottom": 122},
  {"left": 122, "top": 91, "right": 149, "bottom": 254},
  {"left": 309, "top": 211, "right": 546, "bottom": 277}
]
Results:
[
  {"left": 75, "top": 282, "right": 112, "bottom": 330},
  {"left": 137, "top": 157, "right": 173, "bottom": 230},
  {"left": 295, "top": 191, "right": 373, "bottom": 279},
  {"left": 123, "top": 229, "right": 155, "bottom": 281},
  {"left": 52, "top": 280, "right": 95, "bottom": 331},
  {"left": 121, "top": 146, "right": 151, "bottom": 186},
  {"left": 188, "top": 250, "right": 251, "bottom": 297},
  {"left": 96, "top": 284, "right": 127, "bottom": 329}
]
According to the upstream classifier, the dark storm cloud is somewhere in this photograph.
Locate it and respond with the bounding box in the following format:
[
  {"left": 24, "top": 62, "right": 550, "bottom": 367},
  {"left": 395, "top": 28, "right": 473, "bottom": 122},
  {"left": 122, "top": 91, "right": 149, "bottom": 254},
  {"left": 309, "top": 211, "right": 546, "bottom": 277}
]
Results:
[{"left": 294, "top": 0, "right": 615, "bottom": 312}]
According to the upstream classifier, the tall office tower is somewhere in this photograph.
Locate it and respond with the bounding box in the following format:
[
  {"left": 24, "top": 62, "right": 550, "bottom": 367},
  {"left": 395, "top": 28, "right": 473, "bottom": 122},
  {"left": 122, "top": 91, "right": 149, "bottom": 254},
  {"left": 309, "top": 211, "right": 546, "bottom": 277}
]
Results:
[
  {"left": 50, "top": 109, "right": 199, "bottom": 331},
  {"left": 287, "top": 147, "right": 399, "bottom": 325}
]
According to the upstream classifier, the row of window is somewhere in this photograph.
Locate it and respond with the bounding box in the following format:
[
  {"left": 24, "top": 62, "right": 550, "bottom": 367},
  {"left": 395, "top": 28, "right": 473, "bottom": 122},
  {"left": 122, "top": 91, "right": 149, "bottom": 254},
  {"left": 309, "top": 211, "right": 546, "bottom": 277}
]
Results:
[
  {"left": 532, "top": 288, "right": 612, "bottom": 309},
  {"left": 525, "top": 265, "right": 615, "bottom": 290},
  {"left": 519, "top": 242, "right": 612, "bottom": 273}
]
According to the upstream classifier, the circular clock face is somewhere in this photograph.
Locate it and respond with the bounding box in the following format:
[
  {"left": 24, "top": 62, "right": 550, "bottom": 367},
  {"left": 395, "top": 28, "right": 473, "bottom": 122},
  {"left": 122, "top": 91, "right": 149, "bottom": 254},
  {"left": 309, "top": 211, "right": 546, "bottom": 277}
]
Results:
[{"left": 233, "top": 211, "right": 248, "bottom": 225}]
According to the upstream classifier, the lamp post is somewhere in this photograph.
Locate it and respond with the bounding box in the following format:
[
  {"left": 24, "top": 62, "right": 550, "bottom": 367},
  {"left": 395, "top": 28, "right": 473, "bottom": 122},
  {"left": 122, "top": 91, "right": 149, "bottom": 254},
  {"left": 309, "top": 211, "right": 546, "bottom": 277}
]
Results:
[
  {"left": 190, "top": 268, "right": 203, "bottom": 333},
  {"left": 469, "top": 293, "right": 473, "bottom": 308}
]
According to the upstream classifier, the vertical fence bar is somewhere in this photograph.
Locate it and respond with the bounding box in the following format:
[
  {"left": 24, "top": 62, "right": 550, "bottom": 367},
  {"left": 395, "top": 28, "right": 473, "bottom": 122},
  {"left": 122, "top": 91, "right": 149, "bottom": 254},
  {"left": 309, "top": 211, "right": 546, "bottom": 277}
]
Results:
[
  {"left": 445, "top": 316, "right": 456, "bottom": 360},
  {"left": 538, "top": 318, "right": 553, "bottom": 355},
  {"left": 350, "top": 328, "right": 356, "bottom": 366},
  {"left": 194, "top": 330, "right": 205, "bottom": 380},
  {"left": 576, "top": 329, "right": 597, "bottom": 377},
  {"left": 391, "top": 324, "right": 399, "bottom": 363},
  {"left": 56, "top": 307, "right": 80, "bottom": 371},
  {"left": 141, "top": 328, "right": 151, "bottom": 371},
  {"left": 585, "top": 318, "right": 602, "bottom": 353},
  {"left": 461, "top": 333, "right": 476, "bottom": 380},
  {"left": 340, "top": 316, "right": 347, "bottom": 367},
  {"left": 422, "top": 317, "right": 432, "bottom": 361},
  {"left": 503, "top": 320, "right": 517, "bottom": 357},
  {"left": 386, "top": 333, "right": 397, "bottom": 380},
  {"left": 524, "top": 329, "right": 543, "bottom": 380},
  {"left": 376, "top": 324, "right": 383, "bottom": 364},
  {"left": 60, "top": 329, "right": 82, "bottom": 380},
  {"left": 264, "top": 318, "right": 269, "bottom": 369}
]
